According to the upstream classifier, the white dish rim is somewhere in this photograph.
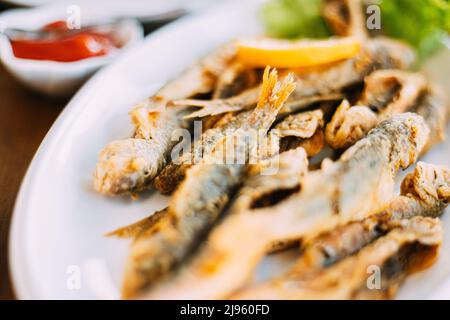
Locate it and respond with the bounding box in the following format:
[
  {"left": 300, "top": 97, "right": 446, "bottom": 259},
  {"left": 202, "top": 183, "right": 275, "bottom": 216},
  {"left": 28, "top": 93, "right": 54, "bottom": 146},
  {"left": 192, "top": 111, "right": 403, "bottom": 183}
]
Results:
[
  {"left": 8, "top": 0, "right": 450, "bottom": 300},
  {"left": 7, "top": 0, "right": 247, "bottom": 299}
]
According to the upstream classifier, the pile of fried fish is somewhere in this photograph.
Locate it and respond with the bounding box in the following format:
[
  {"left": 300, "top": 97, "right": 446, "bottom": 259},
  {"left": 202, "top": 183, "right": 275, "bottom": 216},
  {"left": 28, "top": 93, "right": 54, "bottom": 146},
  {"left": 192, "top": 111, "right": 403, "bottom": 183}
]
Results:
[{"left": 94, "top": 0, "right": 450, "bottom": 300}]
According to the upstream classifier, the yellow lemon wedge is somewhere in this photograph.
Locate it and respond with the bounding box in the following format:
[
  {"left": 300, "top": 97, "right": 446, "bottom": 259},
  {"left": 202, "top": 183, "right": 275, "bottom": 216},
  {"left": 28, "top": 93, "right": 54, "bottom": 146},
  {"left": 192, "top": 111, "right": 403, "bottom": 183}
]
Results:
[{"left": 237, "top": 37, "right": 361, "bottom": 68}]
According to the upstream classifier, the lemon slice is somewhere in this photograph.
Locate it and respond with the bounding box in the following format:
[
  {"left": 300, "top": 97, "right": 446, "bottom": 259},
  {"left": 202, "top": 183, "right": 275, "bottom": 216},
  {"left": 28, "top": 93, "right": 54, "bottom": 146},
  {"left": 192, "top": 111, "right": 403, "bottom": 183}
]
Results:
[{"left": 237, "top": 37, "right": 361, "bottom": 68}]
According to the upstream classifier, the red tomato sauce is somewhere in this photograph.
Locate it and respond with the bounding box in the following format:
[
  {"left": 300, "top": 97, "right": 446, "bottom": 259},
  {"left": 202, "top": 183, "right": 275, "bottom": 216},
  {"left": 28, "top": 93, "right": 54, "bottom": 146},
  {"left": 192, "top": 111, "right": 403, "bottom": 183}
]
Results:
[{"left": 11, "top": 21, "right": 118, "bottom": 62}]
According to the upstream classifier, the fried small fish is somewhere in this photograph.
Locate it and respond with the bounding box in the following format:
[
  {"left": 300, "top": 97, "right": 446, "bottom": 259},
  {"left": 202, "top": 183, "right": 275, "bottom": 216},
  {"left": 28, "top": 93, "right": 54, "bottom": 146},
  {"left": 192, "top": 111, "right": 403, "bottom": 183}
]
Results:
[
  {"left": 133, "top": 43, "right": 237, "bottom": 126},
  {"left": 274, "top": 110, "right": 325, "bottom": 156},
  {"left": 325, "top": 100, "right": 378, "bottom": 150},
  {"left": 93, "top": 44, "right": 236, "bottom": 195},
  {"left": 107, "top": 208, "right": 167, "bottom": 239},
  {"left": 154, "top": 98, "right": 338, "bottom": 195},
  {"left": 94, "top": 107, "right": 192, "bottom": 195},
  {"left": 212, "top": 61, "right": 258, "bottom": 99},
  {"left": 274, "top": 110, "right": 324, "bottom": 139},
  {"left": 121, "top": 67, "right": 296, "bottom": 298},
  {"left": 228, "top": 147, "right": 308, "bottom": 215},
  {"left": 141, "top": 113, "right": 429, "bottom": 299},
  {"left": 412, "top": 87, "right": 449, "bottom": 153},
  {"left": 153, "top": 110, "right": 253, "bottom": 195},
  {"left": 326, "top": 70, "right": 428, "bottom": 150},
  {"left": 175, "top": 38, "right": 415, "bottom": 119},
  {"left": 233, "top": 216, "right": 442, "bottom": 300},
  {"left": 229, "top": 147, "right": 309, "bottom": 253},
  {"left": 232, "top": 162, "right": 449, "bottom": 299}
]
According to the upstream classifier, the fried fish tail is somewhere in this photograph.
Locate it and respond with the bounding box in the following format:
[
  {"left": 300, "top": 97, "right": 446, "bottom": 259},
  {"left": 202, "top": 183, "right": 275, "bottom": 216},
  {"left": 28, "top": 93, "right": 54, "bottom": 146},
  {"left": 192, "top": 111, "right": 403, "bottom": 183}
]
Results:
[
  {"left": 175, "top": 88, "right": 261, "bottom": 119},
  {"left": 94, "top": 105, "right": 192, "bottom": 195},
  {"left": 141, "top": 113, "right": 429, "bottom": 300},
  {"left": 247, "top": 67, "right": 296, "bottom": 129}
]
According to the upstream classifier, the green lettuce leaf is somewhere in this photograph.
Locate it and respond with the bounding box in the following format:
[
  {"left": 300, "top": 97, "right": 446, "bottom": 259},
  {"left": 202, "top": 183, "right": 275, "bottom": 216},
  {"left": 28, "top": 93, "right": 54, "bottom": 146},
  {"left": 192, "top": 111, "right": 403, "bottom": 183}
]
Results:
[
  {"left": 379, "top": 0, "right": 450, "bottom": 59},
  {"left": 261, "top": 0, "right": 450, "bottom": 59},
  {"left": 261, "top": 0, "right": 331, "bottom": 38}
]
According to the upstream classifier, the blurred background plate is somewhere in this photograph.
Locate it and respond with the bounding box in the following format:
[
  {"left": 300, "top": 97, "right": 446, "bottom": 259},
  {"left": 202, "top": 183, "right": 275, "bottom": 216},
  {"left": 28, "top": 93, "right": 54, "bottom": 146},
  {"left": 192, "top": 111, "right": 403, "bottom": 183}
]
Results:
[
  {"left": 8, "top": 0, "right": 450, "bottom": 300},
  {"left": 0, "top": 0, "right": 217, "bottom": 23}
]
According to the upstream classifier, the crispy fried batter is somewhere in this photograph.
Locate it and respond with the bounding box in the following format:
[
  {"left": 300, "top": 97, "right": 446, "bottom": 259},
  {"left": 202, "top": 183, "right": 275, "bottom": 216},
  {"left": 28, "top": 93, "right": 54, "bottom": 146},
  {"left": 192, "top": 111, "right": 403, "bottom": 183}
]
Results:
[
  {"left": 274, "top": 110, "right": 324, "bottom": 138},
  {"left": 107, "top": 209, "right": 167, "bottom": 239},
  {"left": 325, "top": 71, "right": 429, "bottom": 150},
  {"left": 325, "top": 100, "right": 378, "bottom": 149},
  {"left": 323, "top": 0, "right": 368, "bottom": 38},
  {"left": 359, "top": 70, "right": 427, "bottom": 117},
  {"left": 212, "top": 61, "right": 258, "bottom": 99},
  {"left": 93, "top": 44, "right": 236, "bottom": 195},
  {"left": 273, "top": 110, "right": 325, "bottom": 156},
  {"left": 229, "top": 147, "right": 308, "bottom": 215},
  {"left": 141, "top": 113, "right": 429, "bottom": 299},
  {"left": 412, "top": 87, "right": 449, "bottom": 153},
  {"left": 232, "top": 162, "right": 449, "bottom": 299},
  {"left": 176, "top": 38, "right": 415, "bottom": 119}
]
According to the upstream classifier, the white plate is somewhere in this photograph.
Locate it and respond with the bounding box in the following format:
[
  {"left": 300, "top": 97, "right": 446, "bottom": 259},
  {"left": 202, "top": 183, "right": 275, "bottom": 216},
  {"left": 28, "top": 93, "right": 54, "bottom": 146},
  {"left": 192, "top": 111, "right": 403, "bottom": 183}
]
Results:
[
  {"left": 0, "top": 0, "right": 218, "bottom": 22},
  {"left": 9, "top": 0, "right": 450, "bottom": 299}
]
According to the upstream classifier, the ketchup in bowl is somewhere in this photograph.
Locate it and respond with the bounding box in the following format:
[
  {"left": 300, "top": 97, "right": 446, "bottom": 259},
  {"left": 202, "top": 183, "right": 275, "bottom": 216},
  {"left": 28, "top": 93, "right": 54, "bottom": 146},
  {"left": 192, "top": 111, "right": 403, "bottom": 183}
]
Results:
[{"left": 10, "top": 21, "right": 119, "bottom": 62}]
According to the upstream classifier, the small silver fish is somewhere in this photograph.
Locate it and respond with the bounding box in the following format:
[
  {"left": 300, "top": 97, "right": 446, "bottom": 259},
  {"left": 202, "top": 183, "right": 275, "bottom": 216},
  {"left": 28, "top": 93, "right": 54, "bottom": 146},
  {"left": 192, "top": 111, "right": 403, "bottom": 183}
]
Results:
[
  {"left": 232, "top": 162, "right": 449, "bottom": 299},
  {"left": 326, "top": 70, "right": 428, "bottom": 150},
  {"left": 154, "top": 97, "right": 338, "bottom": 195},
  {"left": 141, "top": 113, "right": 430, "bottom": 299},
  {"left": 323, "top": 0, "right": 368, "bottom": 38},
  {"left": 153, "top": 110, "right": 253, "bottom": 195},
  {"left": 121, "top": 67, "right": 297, "bottom": 298},
  {"left": 274, "top": 110, "right": 325, "bottom": 156},
  {"left": 212, "top": 61, "right": 258, "bottom": 99},
  {"left": 228, "top": 147, "right": 309, "bottom": 215},
  {"left": 233, "top": 216, "right": 443, "bottom": 300},
  {"left": 93, "top": 44, "right": 236, "bottom": 195},
  {"left": 412, "top": 86, "right": 449, "bottom": 153},
  {"left": 175, "top": 38, "right": 415, "bottom": 119}
]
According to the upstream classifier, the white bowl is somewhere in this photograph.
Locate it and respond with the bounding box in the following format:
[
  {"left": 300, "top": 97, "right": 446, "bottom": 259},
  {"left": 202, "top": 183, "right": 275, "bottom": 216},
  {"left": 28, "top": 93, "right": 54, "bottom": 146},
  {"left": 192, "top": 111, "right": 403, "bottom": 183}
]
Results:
[{"left": 0, "top": 5, "right": 144, "bottom": 96}]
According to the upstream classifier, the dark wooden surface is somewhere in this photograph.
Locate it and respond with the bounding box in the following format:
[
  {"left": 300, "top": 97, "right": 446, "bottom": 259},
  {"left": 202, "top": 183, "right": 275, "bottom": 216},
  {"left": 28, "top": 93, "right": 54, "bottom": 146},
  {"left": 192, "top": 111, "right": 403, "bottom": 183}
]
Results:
[
  {"left": 0, "top": 64, "right": 66, "bottom": 300},
  {"left": 0, "top": 3, "right": 169, "bottom": 299}
]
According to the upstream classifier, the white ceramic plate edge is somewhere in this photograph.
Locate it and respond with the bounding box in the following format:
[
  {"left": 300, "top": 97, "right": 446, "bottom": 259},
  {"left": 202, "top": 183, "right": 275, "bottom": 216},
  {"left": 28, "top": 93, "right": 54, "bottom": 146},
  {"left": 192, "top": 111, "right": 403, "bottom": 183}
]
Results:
[
  {"left": 9, "top": 0, "right": 450, "bottom": 300},
  {"left": 8, "top": 0, "right": 261, "bottom": 300}
]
